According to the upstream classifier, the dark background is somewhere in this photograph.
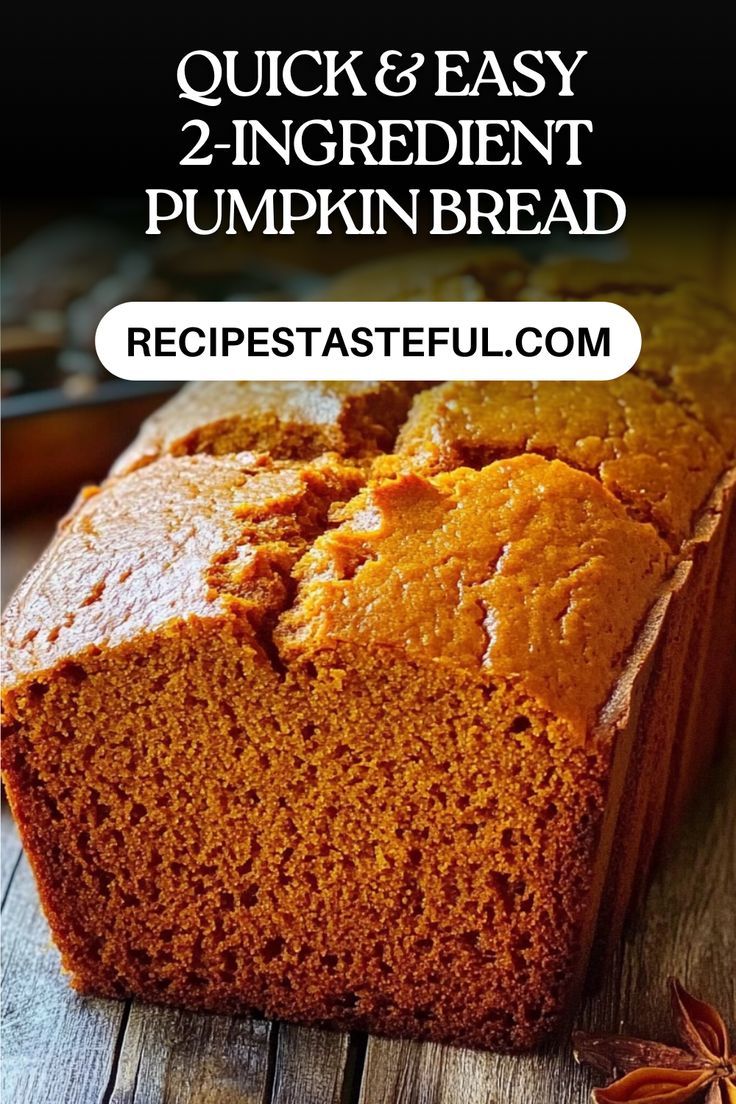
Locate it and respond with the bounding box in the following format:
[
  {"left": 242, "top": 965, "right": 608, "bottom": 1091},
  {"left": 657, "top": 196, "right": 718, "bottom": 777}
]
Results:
[
  {"left": 2, "top": 4, "right": 735, "bottom": 579},
  {"left": 3, "top": 3, "right": 735, "bottom": 202}
]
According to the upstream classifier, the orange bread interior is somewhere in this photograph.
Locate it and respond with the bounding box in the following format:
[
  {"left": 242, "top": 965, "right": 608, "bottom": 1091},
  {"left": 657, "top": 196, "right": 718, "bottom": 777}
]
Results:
[{"left": 2, "top": 256, "right": 735, "bottom": 1051}]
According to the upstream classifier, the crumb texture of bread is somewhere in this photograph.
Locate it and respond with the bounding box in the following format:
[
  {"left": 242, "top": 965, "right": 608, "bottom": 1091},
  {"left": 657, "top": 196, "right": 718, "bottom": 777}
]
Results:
[{"left": 2, "top": 254, "right": 735, "bottom": 1053}]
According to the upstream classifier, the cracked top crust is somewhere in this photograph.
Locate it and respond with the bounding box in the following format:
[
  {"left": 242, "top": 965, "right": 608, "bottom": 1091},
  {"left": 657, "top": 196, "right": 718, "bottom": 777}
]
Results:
[
  {"left": 3, "top": 449, "right": 668, "bottom": 740},
  {"left": 520, "top": 258, "right": 736, "bottom": 454},
  {"left": 2, "top": 453, "right": 364, "bottom": 685},
  {"left": 277, "top": 456, "right": 669, "bottom": 739},
  {"left": 390, "top": 376, "right": 726, "bottom": 547},
  {"left": 325, "top": 251, "right": 736, "bottom": 456},
  {"left": 112, "top": 381, "right": 422, "bottom": 476},
  {"left": 3, "top": 253, "right": 734, "bottom": 740}
]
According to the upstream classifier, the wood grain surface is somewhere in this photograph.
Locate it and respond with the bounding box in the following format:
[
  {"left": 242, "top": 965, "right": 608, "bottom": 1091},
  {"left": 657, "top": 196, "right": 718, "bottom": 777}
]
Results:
[{"left": 2, "top": 722, "right": 733, "bottom": 1104}]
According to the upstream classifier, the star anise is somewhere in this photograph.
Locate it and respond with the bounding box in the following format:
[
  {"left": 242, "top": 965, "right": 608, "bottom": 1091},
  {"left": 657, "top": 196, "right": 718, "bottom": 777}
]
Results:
[{"left": 573, "top": 978, "right": 736, "bottom": 1103}]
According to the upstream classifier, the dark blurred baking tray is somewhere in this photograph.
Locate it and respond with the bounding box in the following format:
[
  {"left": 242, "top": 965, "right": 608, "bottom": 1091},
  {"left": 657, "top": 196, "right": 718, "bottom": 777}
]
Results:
[{"left": 2, "top": 382, "right": 177, "bottom": 517}]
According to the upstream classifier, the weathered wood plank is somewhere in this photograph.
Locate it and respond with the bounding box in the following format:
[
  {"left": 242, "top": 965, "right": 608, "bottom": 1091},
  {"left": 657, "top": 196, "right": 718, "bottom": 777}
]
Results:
[
  {"left": 1, "top": 800, "right": 22, "bottom": 904},
  {"left": 108, "top": 1003, "right": 274, "bottom": 1104},
  {"left": 1, "top": 855, "right": 127, "bottom": 1104},
  {"left": 357, "top": 1034, "right": 591, "bottom": 1104},
  {"left": 270, "top": 1025, "right": 350, "bottom": 1104},
  {"left": 358, "top": 733, "right": 736, "bottom": 1104}
]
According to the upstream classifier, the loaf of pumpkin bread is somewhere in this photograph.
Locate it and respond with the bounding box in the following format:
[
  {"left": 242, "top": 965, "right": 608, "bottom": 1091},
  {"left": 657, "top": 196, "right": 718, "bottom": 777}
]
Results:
[{"left": 2, "top": 255, "right": 735, "bottom": 1051}]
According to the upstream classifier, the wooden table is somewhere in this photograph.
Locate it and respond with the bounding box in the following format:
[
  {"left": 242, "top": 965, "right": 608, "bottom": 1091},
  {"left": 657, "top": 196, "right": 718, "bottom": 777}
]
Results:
[{"left": 2, "top": 714, "right": 733, "bottom": 1104}]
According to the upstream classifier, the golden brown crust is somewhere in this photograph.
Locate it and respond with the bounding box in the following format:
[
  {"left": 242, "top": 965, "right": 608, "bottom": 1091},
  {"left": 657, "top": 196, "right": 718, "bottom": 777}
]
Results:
[
  {"left": 2, "top": 452, "right": 364, "bottom": 687},
  {"left": 519, "top": 257, "right": 736, "bottom": 455},
  {"left": 278, "top": 457, "right": 669, "bottom": 740},
  {"left": 391, "top": 377, "right": 726, "bottom": 547},
  {"left": 112, "top": 380, "right": 422, "bottom": 476}
]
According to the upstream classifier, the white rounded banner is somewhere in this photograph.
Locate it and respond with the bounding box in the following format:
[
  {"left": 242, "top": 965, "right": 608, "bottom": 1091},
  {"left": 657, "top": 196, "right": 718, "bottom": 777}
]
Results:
[{"left": 96, "top": 300, "right": 641, "bottom": 381}]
